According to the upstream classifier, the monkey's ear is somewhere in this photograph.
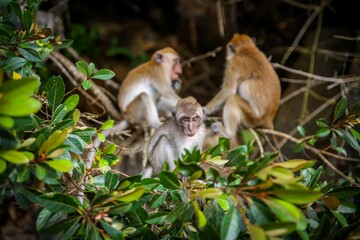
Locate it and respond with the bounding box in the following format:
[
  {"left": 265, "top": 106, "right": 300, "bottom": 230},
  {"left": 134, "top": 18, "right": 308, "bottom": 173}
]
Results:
[
  {"left": 228, "top": 43, "right": 236, "bottom": 54},
  {"left": 154, "top": 53, "right": 163, "bottom": 64},
  {"left": 202, "top": 107, "right": 207, "bottom": 121}
]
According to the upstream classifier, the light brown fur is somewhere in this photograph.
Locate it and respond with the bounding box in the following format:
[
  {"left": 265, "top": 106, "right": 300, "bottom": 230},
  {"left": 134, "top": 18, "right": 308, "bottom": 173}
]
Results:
[
  {"left": 206, "top": 33, "right": 281, "bottom": 139},
  {"left": 118, "top": 47, "right": 182, "bottom": 128}
]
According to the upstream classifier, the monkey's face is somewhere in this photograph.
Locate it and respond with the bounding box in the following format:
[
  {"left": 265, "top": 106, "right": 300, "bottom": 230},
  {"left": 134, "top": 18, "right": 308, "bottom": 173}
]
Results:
[{"left": 179, "top": 114, "right": 203, "bottom": 137}]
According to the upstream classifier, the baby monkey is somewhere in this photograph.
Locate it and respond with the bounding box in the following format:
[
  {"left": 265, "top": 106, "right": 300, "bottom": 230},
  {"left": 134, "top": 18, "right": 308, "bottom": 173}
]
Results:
[{"left": 142, "top": 96, "right": 206, "bottom": 178}]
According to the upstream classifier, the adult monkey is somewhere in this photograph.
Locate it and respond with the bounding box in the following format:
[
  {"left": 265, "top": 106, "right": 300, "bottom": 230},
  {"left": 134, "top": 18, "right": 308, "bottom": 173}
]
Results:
[
  {"left": 118, "top": 47, "right": 183, "bottom": 128},
  {"left": 205, "top": 33, "right": 281, "bottom": 141},
  {"left": 86, "top": 47, "right": 183, "bottom": 169}
]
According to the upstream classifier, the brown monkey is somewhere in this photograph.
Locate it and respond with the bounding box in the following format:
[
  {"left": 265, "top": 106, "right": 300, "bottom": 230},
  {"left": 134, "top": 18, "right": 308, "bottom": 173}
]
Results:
[
  {"left": 205, "top": 33, "right": 281, "bottom": 139},
  {"left": 118, "top": 47, "right": 183, "bottom": 128},
  {"left": 142, "top": 96, "right": 206, "bottom": 178}
]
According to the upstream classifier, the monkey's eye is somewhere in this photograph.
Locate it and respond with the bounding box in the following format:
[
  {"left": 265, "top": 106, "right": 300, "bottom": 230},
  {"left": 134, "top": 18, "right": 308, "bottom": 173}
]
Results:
[
  {"left": 182, "top": 117, "right": 189, "bottom": 123},
  {"left": 192, "top": 116, "right": 200, "bottom": 122}
]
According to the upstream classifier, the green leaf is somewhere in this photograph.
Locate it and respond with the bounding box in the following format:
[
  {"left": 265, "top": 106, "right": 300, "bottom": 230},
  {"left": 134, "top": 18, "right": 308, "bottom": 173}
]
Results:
[
  {"left": 248, "top": 224, "right": 266, "bottom": 240},
  {"left": 0, "top": 96, "right": 41, "bottom": 116},
  {"left": 39, "top": 193, "right": 80, "bottom": 213},
  {"left": 39, "top": 128, "right": 70, "bottom": 155},
  {"left": 64, "top": 94, "right": 79, "bottom": 111},
  {"left": 115, "top": 186, "right": 146, "bottom": 202},
  {"left": 36, "top": 164, "right": 47, "bottom": 180},
  {"left": 275, "top": 159, "right": 316, "bottom": 172},
  {"left": 0, "top": 57, "right": 27, "bottom": 71},
  {"left": 326, "top": 186, "right": 360, "bottom": 199},
  {"left": 297, "top": 126, "right": 306, "bottom": 137},
  {"left": 17, "top": 47, "right": 42, "bottom": 62},
  {"left": 22, "top": 9, "right": 32, "bottom": 32},
  {"left": 271, "top": 189, "right": 322, "bottom": 204},
  {"left": 99, "top": 119, "right": 115, "bottom": 131},
  {"left": 307, "top": 165, "right": 322, "bottom": 189},
  {"left": 82, "top": 79, "right": 92, "bottom": 90},
  {"left": 0, "top": 125, "right": 19, "bottom": 149},
  {"left": 17, "top": 166, "right": 30, "bottom": 182},
  {"left": 105, "top": 171, "right": 119, "bottom": 190},
  {"left": 100, "top": 221, "right": 123, "bottom": 240},
  {"left": 0, "top": 116, "right": 14, "bottom": 128},
  {"left": 315, "top": 128, "right": 330, "bottom": 138},
  {"left": 39, "top": 216, "right": 81, "bottom": 235},
  {"left": 44, "top": 159, "right": 74, "bottom": 172},
  {"left": 65, "top": 133, "right": 87, "bottom": 154},
  {"left": 330, "top": 209, "right": 348, "bottom": 227},
  {"left": 51, "top": 104, "right": 67, "bottom": 125},
  {"left": 150, "top": 193, "right": 166, "bottom": 209},
  {"left": 76, "top": 61, "right": 88, "bottom": 77},
  {"left": 45, "top": 76, "right": 65, "bottom": 112},
  {"left": 145, "top": 211, "right": 169, "bottom": 224},
  {"left": 92, "top": 69, "right": 115, "bottom": 80},
  {"left": 226, "top": 145, "right": 248, "bottom": 167},
  {"left": 9, "top": 1, "right": 22, "bottom": 20},
  {"left": 220, "top": 205, "right": 242, "bottom": 240},
  {"left": 333, "top": 96, "right": 347, "bottom": 122},
  {"left": 350, "top": 128, "right": 360, "bottom": 141},
  {"left": 0, "top": 150, "right": 30, "bottom": 164},
  {"left": 316, "top": 118, "right": 328, "bottom": 128},
  {"left": 264, "top": 197, "right": 307, "bottom": 231},
  {"left": 0, "top": 159, "right": 6, "bottom": 173},
  {"left": 159, "top": 171, "right": 181, "bottom": 189},
  {"left": 88, "top": 63, "right": 95, "bottom": 76},
  {"left": 334, "top": 129, "right": 360, "bottom": 153},
  {"left": 200, "top": 188, "right": 223, "bottom": 199},
  {"left": 262, "top": 222, "right": 296, "bottom": 237}
]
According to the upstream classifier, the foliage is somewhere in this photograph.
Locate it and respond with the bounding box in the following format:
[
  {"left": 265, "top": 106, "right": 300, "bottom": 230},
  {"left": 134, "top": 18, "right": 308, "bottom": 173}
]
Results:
[{"left": 0, "top": 1, "right": 359, "bottom": 240}]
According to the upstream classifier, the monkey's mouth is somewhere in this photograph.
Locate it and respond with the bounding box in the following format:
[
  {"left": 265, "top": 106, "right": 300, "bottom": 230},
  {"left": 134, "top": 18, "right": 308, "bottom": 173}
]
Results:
[{"left": 186, "top": 132, "right": 196, "bottom": 137}]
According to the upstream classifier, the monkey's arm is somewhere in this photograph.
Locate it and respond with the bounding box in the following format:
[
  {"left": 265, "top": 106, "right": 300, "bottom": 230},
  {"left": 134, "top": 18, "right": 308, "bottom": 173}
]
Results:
[
  {"left": 148, "top": 132, "right": 176, "bottom": 174},
  {"left": 205, "top": 88, "right": 233, "bottom": 115}
]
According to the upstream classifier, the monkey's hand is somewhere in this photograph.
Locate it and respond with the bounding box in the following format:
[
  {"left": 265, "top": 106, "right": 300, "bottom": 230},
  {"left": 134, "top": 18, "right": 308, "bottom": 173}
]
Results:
[{"left": 210, "top": 121, "right": 223, "bottom": 134}]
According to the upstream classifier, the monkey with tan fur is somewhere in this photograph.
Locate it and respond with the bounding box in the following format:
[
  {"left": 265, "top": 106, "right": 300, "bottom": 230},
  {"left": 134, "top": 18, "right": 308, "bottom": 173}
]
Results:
[
  {"left": 142, "top": 96, "right": 206, "bottom": 178},
  {"left": 205, "top": 33, "right": 281, "bottom": 142},
  {"left": 118, "top": 47, "right": 183, "bottom": 128}
]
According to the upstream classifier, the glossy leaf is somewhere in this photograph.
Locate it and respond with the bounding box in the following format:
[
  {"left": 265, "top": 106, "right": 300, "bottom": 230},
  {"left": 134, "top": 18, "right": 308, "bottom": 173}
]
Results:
[
  {"left": 150, "top": 193, "right": 166, "bottom": 209},
  {"left": 264, "top": 197, "right": 307, "bottom": 231},
  {"left": 99, "top": 119, "right": 115, "bottom": 131},
  {"left": 297, "top": 126, "right": 306, "bottom": 137},
  {"left": 39, "top": 193, "right": 80, "bottom": 213},
  {"left": 76, "top": 61, "right": 88, "bottom": 77},
  {"left": 194, "top": 201, "right": 207, "bottom": 228},
  {"left": 0, "top": 159, "right": 6, "bottom": 173},
  {"left": 334, "top": 129, "right": 360, "bottom": 153},
  {"left": 0, "top": 150, "right": 30, "bottom": 164},
  {"left": 333, "top": 96, "right": 347, "bottom": 122},
  {"left": 145, "top": 211, "right": 169, "bottom": 224},
  {"left": 100, "top": 221, "right": 123, "bottom": 240},
  {"left": 65, "top": 133, "right": 87, "bottom": 154},
  {"left": 326, "top": 186, "right": 360, "bottom": 199},
  {"left": 82, "top": 79, "right": 92, "bottom": 90},
  {"left": 220, "top": 205, "right": 242, "bottom": 240},
  {"left": 262, "top": 222, "right": 296, "bottom": 237},
  {"left": 92, "top": 69, "right": 115, "bottom": 80},
  {"left": 44, "top": 159, "right": 74, "bottom": 172},
  {"left": 17, "top": 47, "right": 42, "bottom": 62},
  {"left": 315, "top": 128, "right": 330, "bottom": 138},
  {"left": 22, "top": 9, "right": 32, "bottom": 32},
  {"left": 64, "top": 94, "right": 79, "bottom": 111},
  {"left": 200, "top": 188, "right": 223, "bottom": 199},
  {"left": 275, "top": 159, "right": 316, "bottom": 172},
  {"left": 0, "top": 96, "right": 41, "bottom": 116},
  {"left": 0, "top": 57, "right": 27, "bottom": 71},
  {"left": 45, "top": 76, "right": 65, "bottom": 111},
  {"left": 159, "top": 171, "right": 181, "bottom": 189},
  {"left": 39, "top": 216, "right": 81, "bottom": 235},
  {"left": 38, "top": 128, "right": 70, "bottom": 155},
  {"left": 271, "top": 189, "right": 322, "bottom": 204},
  {"left": 115, "top": 186, "right": 146, "bottom": 202},
  {"left": 248, "top": 224, "right": 266, "bottom": 240},
  {"left": 105, "top": 171, "right": 119, "bottom": 190},
  {"left": 36, "top": 164, "right": 47, "bottom": 180}
]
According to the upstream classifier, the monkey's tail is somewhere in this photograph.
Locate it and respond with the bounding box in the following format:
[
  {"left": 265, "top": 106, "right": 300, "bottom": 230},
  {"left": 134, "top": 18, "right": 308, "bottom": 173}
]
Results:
[{"left": 85, "top": 120, "right": 129, "bottom": 169}]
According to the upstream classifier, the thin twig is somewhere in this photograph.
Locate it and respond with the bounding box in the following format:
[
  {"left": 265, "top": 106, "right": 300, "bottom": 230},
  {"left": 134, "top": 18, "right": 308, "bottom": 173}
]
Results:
[{"left": 182, "top": 46, "right": 223, "bottom": 67}]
